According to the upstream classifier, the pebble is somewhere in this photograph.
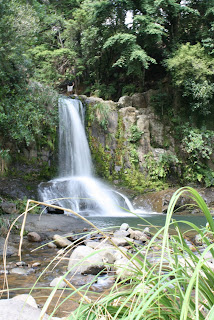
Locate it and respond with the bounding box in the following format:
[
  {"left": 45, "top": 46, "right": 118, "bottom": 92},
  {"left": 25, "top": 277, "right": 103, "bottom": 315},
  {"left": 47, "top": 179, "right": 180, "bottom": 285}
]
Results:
[
  {"left": 27, "top": 232, "right": 42, "bottom": 242},
  {"left": 16, "top": 261, "right": 27, "bottom": 267},
  {"left": 10, "top": 268, "right": 29, "bottom": 276},
  {"left": 32, "top": 262, "right": 41, "bottom": 268},
  {"left": 47, "top": 242, "right": 57, "bottom": 249},
  {"left": 50, "top": 276, "right": 66, "bottom": 288},
  {"left": 120, "top": 223, "right": 129, "bottom": 231},
  {"left": 10, "top": 267, "right": 35, "bottom": 275},
  {"left": 53, "top": 234, "right": 73, "bottom": 248}
]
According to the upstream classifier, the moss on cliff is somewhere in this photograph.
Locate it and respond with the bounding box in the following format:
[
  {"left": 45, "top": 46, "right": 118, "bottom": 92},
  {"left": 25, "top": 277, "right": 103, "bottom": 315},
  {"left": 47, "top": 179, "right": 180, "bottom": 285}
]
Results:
[{"left": 86, "top": 100, "right": 167, "bottom": 193}]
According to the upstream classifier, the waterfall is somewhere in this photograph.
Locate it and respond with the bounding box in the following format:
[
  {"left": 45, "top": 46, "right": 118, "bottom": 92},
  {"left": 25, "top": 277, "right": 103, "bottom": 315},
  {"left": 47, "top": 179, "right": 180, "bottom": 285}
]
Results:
[{"left": 39, "top": 97, "right": 134, "bottom": 216}]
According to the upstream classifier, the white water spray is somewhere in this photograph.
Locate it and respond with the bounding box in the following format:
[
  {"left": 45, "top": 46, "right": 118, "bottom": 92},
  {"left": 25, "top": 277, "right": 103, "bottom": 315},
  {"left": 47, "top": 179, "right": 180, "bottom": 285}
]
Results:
[{"left": 39, "top": 97, "right": 135, "bottom": 216}]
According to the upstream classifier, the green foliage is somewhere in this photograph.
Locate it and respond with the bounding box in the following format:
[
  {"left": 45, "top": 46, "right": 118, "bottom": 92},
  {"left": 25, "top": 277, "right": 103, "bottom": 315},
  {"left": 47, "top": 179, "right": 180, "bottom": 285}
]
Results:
[
  {"left": 166, "top": 43, "right": 214, "bottom": 116},
  {"left": 93, "top": 102, "right": 110, "bottom": 131},
  {"left": 0, "top": 82, "right": 58, "bottom": 149},
  {"left": 0, "top": 149, "right": 10, "bottom": 162},
  {"left": 119, "top": 167, "right": 166, "bottom": 192},
  {"left": 180, "top": 128, "right": 214, "bottom": 186},
  {"left": 144, "top": 152, "right": 180, "bottom": 180},
  {"left": 89, "top": 137, "right": 112, "bottom": 180},
  {"left": 103, "top": 33, "right": 156, "bottom": 80},
  {"left": 128, "top": 125, "right": 143, "bottom": 143},
  {"left": 28, "top": 47, "right": 76, "bottom": 86},
  {"left": 182, "top": 128, "right": 213, "bottom": 160},
  {"left": 129, "top": 146, "right": 139, "bottom": 166},
  {"left": 150, "top": 88, "right": 173, "bottom": 118},
  {"left": 90, "top": 82, "right": 116, "bottom": 100},
  {"left": 121, "top": 84, "right": 136, "bottom": 96}
]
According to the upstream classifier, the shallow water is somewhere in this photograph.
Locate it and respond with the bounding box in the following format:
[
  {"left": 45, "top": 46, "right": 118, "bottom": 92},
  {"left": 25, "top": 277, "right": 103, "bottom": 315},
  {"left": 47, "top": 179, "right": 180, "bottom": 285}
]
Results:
[
  {"left": 0, "top": 212, "right": 208, "bottom": 318},
  {"left": 88, "top": 213, "right": 207, "bottom": 234}
]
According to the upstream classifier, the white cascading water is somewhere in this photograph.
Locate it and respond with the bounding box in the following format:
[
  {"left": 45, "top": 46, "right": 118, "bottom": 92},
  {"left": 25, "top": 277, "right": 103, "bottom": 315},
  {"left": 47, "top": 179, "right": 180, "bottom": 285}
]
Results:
[{"left": 39, "top": 97, "right": 135, "bottom": 216}]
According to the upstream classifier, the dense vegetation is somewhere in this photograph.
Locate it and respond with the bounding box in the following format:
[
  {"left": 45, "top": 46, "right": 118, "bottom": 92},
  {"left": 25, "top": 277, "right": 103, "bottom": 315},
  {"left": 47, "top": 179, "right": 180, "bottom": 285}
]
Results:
[{"left": 0, "top": 0, "right": 213, "bottom": 186}]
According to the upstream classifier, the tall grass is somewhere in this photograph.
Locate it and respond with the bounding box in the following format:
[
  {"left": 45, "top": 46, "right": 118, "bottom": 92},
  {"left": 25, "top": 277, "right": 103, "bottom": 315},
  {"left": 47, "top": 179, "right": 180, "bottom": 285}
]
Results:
[{"left": 2, "top": 187, "right": 214, "bottom": 320}]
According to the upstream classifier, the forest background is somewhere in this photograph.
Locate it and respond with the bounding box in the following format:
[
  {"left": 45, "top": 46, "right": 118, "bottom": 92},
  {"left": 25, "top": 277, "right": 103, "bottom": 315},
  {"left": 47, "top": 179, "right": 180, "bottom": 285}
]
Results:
[{"left": 0, "top": 0, "right": 214, "bottom": 190}]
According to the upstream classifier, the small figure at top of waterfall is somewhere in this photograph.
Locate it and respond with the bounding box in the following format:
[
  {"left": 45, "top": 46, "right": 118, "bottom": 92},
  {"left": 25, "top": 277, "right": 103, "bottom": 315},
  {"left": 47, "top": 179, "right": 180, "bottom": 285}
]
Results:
[{"left": 67, "top": 81, "right": 75, "bottom": 95}]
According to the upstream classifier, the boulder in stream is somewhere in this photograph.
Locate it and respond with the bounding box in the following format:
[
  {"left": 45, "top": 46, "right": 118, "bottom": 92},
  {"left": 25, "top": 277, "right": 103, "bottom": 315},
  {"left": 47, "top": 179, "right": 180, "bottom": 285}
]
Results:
[
  {"left": 68, "top": 245, "right": 105, "bottom": 275},
  {"left": 0, "top": 295, "right": 62, "bottom": 320}
]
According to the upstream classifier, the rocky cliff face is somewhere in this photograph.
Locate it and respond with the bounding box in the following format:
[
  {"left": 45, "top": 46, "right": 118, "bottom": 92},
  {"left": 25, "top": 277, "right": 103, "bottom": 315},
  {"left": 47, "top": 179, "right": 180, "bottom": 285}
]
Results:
[{"left": 80, "top": 91, "right": 177, "bottom": 190}]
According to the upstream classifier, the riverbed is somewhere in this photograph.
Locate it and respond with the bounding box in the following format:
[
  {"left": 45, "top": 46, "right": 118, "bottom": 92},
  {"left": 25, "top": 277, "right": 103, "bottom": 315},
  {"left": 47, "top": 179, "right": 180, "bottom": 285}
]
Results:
[{"left": 0, "top": 211, "right": 209, "bottom": 318}]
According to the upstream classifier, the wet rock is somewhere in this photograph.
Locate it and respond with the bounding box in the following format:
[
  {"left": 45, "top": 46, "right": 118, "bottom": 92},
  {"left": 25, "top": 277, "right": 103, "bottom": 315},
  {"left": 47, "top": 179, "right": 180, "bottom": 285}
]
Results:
[
  {"left": 53, "top": 234, "right": 73, "bottom": 248},
  {"left": 50, "top": 276, "right": 66, "bottom": 288},
  {"left": 46, "top": 206, "right": 64, "bottom": 214},
  {"left": 68, "top": 245, "right": 105, "bottom": 275},
  {"left": 0, "top": 237, "right": 17, "bottom": 257},
  {"left": 27, "top": 232, "right": 42, "bottom": 242},
  {"left": 0, "top": 202, "right": 17, "bottom": 214}
]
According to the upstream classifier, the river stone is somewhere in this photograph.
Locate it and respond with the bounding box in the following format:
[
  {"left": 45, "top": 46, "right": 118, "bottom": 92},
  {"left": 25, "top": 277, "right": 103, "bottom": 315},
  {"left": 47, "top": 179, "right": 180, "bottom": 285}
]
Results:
[
  {"left": 47, "top": 242, "right": 57, "bottom": 248},
  {"left": 68, "top": 245, "right": 105, "bottom": 275},
  {"left": 10, "top": 268, "right": 35, "bottom": 275},
  {"left": 53, "top": 234, "right": 73, "bottom": 248},
  {"left": 0, "top": 298, "right": 62, "bottom": 320},
  {"left": 0, "top": 237, "right": 17, "bottom": 257},
  {"left": 85, "top": 242, "right": 121, "bottom": 264},
  {"left": 114, "top": 257, "right": 142, "bottom": 280},
  {"left": 69, "top": 274, "right": 95, "bottom": 287},
  {"left": 143, "top": 227, "right": 151, "bottom": 237},
  {"left": 113, "top": 230, "right": 130, "bottom": 238},
  {"left": 50, "top": 276, "right": 67, "bottom": 288},
  {"left": 110, "top": 236, "right": 133, "bottom": 247},
  {"left": 1, "top": 202, "right": 17, "bottom": 214},
  {"left": 120, "top": 223, "right": 129, "bottom": 231},
  {"left": 193, "top": 234, "right": 203, "bottom": 246},
  {"left": 12, "top": 294, "right": 38, "bottom": 309},
  {"left": 27, "top": 232, "right": 42, "bottom": 242}
]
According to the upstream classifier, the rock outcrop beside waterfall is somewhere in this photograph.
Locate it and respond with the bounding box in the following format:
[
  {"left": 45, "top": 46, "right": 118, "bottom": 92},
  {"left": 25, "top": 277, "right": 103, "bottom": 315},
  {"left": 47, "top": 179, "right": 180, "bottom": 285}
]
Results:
[{"left": 80, "top": 91, "right": 176, "bottom": 188}]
